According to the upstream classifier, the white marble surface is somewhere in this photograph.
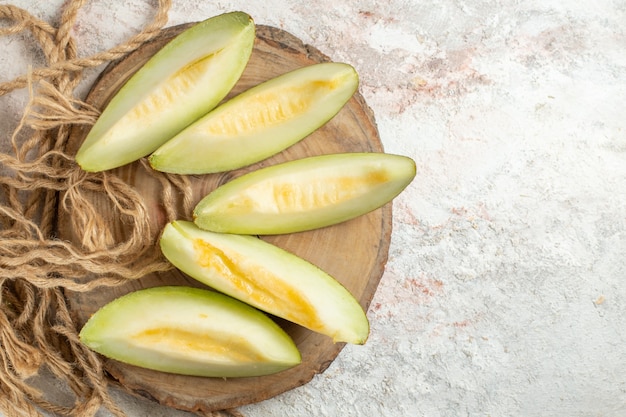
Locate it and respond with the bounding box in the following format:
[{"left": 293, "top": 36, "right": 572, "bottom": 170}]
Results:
[{"left": 1, "top": 1, "right": 626, "bottom": 416}]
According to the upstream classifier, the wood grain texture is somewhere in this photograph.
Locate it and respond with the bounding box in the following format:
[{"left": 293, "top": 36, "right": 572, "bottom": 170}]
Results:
[{"left": 60, "top": 23, "right": 391, "bottom": 413}]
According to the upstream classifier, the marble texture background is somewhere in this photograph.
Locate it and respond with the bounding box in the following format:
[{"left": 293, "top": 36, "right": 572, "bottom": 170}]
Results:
[{"left": 1, "top": 0, "right": 625, "bottom": 416}]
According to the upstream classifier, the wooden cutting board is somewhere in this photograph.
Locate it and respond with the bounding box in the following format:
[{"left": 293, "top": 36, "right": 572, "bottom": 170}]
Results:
[{"left": 60, "top": 23, "right": 391, "bottom": 413}]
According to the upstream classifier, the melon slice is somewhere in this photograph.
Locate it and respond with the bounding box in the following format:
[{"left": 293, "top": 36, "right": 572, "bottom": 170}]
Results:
[
  {"left": 193, "top": 152, "right": 416, "bottom": 235},
  {"left": 79, "top": 286, "right": 301, "bottom": 377},
  {"left": 76, "top": 12, "right": 255, "bottom": 172},
  {"left": 159, "top": 221, "right": 370, "bottom": 344},
  {"left": 148, "top": 62, "right": 359, "bottom": 174}
]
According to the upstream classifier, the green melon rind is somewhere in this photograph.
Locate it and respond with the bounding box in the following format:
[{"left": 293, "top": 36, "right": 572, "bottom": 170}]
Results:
[
  {"left": 148, "top": 62, "right": 359, "bottom": 174},
  {"left": 79, "top": 286, "right": 301, "bottom": 377},
  {"left": 76, "top": 12, "right": 255, "bottom": 172},
  {"left": 159, "top": 221, "right": 370, "bottom": 344}
]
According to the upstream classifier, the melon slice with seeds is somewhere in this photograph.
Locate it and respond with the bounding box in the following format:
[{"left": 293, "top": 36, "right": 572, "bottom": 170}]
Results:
[
  {"left": 79, "top": 286, "right": 301, "bottom": 377},
  {"left": 159, "top": 220, "right": 370, "bottom": 344},
  {"left": 76, "top": 11, "right": 255, "bottom": 172},
  {"left": 148, "top": 62, "right": 358, "bottom": 174},
  {"left": 193, "top": 152, "right": 416, "bottom": 235}
]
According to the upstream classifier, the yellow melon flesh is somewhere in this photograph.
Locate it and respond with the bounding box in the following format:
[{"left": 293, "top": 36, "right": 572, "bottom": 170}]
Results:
[{"left": 123, "top": 54, "right": 217, "bottom": 125}]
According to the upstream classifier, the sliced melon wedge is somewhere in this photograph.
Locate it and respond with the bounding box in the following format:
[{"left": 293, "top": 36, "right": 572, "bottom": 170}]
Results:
[
  {"left": 76, "top": 12, "right": 255, "bottom": 172},
  {"left": 193, "top": 152, "right": 416, "bottom": 235},
  {"left": 79, "top": 286, "right": 301, "bottom": 377},
  {"left": 148, "top": 62, "right": 359, "bottom": 174},
  {"left": 159, "top": 221, "right": 369, "bottom": 344}
]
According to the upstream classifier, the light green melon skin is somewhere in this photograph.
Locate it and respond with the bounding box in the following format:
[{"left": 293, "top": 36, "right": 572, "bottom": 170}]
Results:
[
  {"left": 148, "top": 62, "right": 359, "bottom": 174},
  {"left": 159, "top": 221, "right": 370, "bottom": 344},
  {"left": 79, "top": 286, "right": 301, "bottom": 378},
  {"left": 76, "top": 12, "right": 255, "bottom": 172},
  {"left": 193, "top": 152, "right": 416, "bottom": 235}
]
